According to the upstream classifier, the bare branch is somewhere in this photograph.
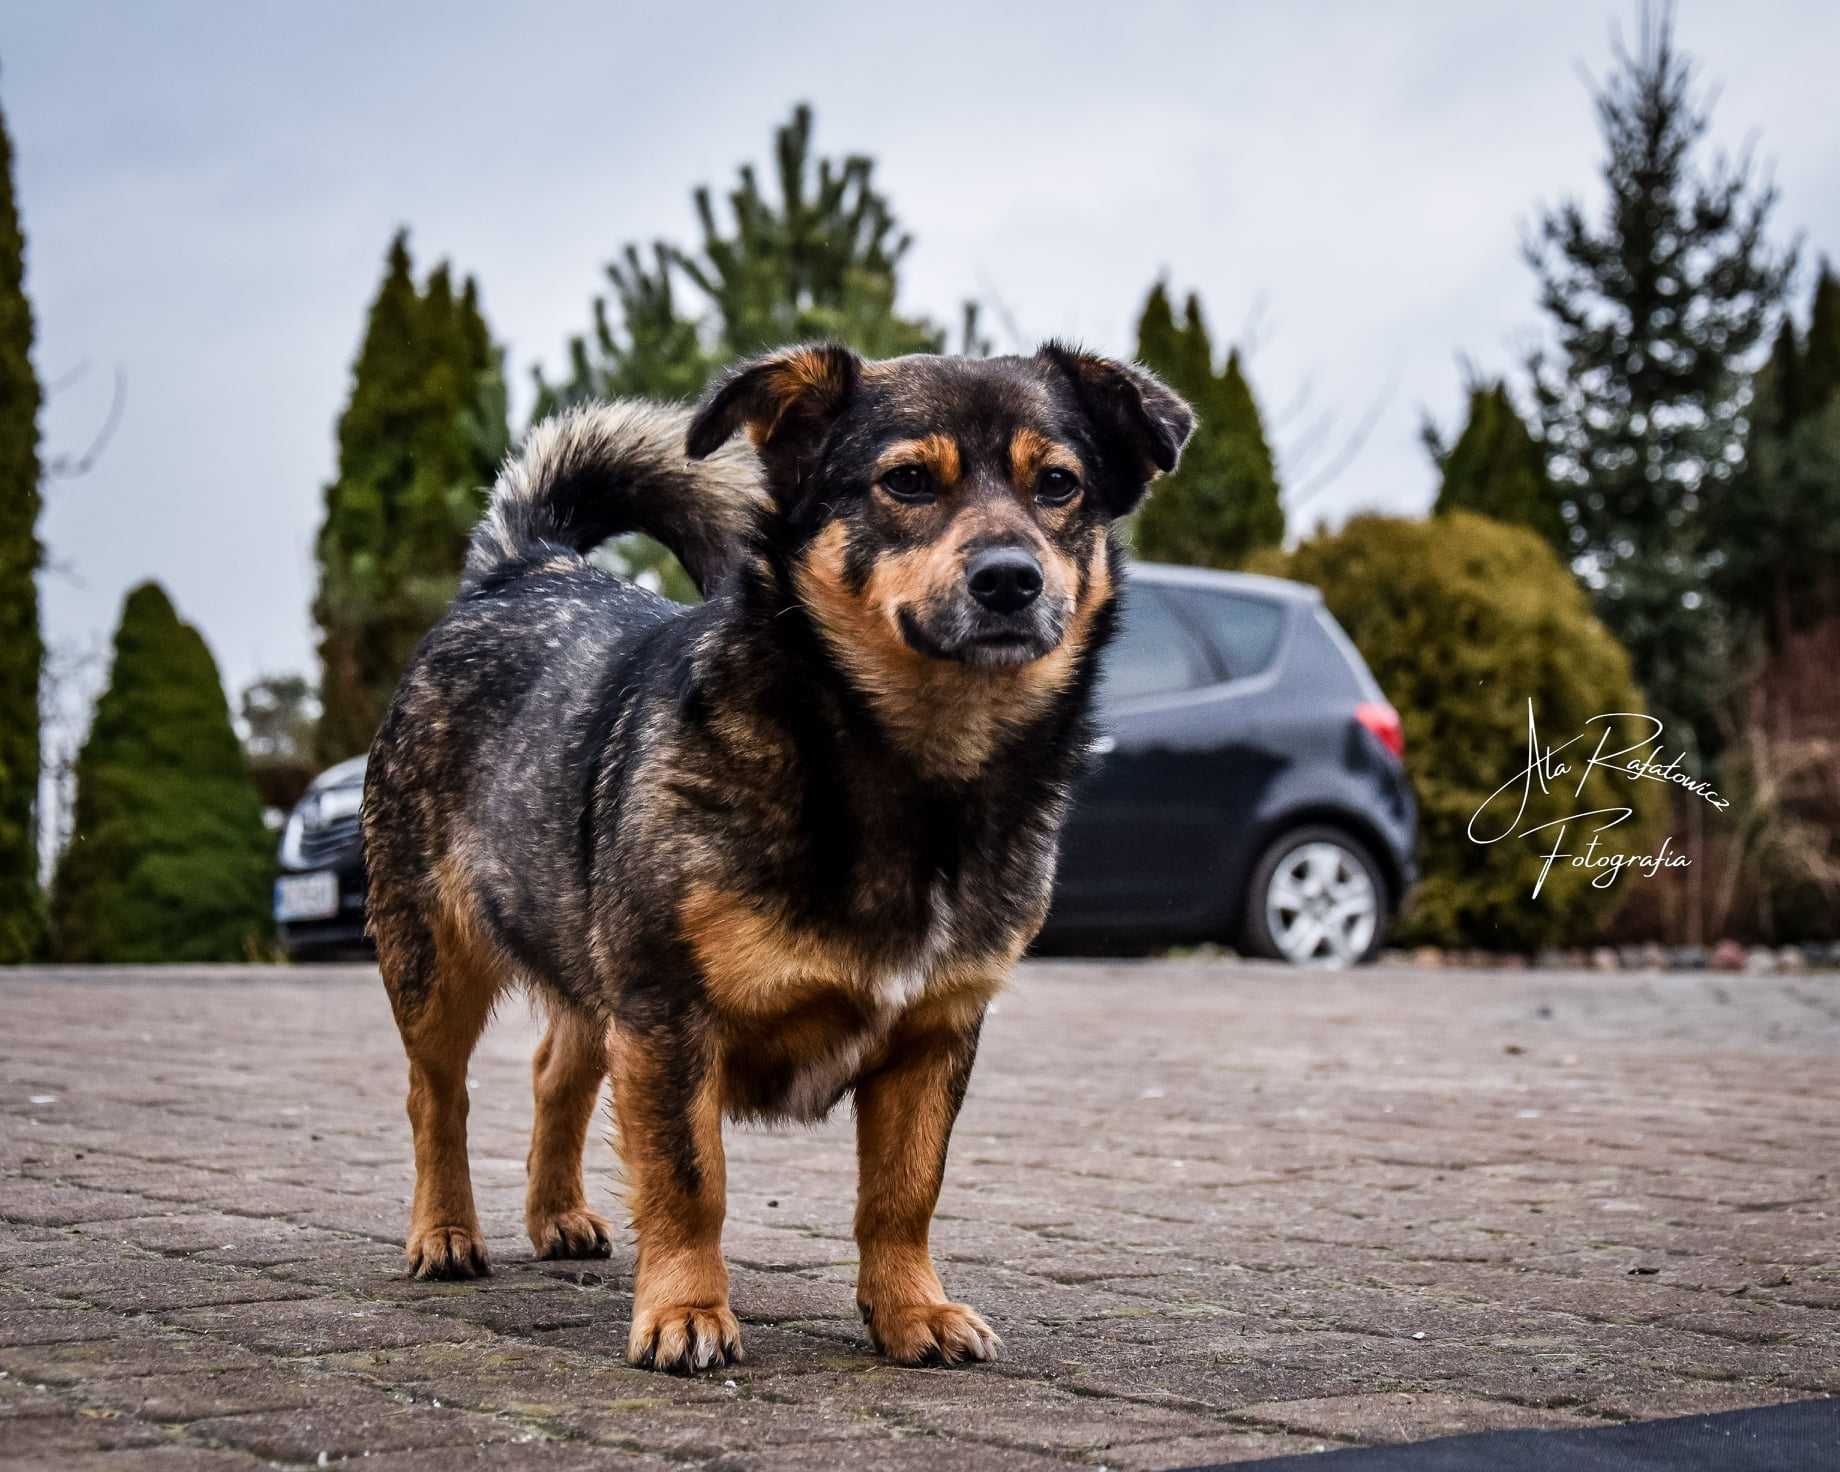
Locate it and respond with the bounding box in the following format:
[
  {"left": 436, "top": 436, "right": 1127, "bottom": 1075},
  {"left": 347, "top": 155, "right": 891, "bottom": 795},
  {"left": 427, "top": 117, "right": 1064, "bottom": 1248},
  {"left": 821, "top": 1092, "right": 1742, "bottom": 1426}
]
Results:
[
  {"left": 1286, "top": 379, "right": 1398, "bottom": 513},
  {"left": 45, "top": 368, "right": 126, "bottom": 481}
]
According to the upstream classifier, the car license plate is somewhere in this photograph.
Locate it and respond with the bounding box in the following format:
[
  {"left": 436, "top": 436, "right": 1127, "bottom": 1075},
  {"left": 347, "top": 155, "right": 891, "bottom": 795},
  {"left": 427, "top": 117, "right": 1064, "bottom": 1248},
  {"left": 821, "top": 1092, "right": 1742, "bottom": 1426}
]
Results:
[{"left": 275, "top": 871, "right": 339, "bottom": 922}]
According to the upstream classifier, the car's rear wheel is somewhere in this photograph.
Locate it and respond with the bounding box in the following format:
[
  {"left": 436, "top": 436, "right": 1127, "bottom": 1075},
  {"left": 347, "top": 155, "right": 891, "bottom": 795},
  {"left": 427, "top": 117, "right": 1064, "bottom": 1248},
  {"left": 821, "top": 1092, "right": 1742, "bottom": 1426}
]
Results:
[{"left": 1243, "top": 825, "right": 1386, "bottom": 967}]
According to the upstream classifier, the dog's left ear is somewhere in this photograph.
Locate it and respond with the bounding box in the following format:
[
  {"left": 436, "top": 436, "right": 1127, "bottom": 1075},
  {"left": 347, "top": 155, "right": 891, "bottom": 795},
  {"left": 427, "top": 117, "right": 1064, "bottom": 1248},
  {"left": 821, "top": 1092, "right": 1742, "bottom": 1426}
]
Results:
[
  {"left": 1038, "top": 343, "right": 1195, "bottom": 517},
  {"left": 686, "top": 343, "right": 861, "bottom": 492}
]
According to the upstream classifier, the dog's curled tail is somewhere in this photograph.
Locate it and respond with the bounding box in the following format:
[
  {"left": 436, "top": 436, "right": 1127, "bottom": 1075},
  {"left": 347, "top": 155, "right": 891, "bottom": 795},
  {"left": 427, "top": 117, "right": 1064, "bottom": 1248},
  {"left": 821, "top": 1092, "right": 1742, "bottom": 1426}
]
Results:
[{"left": 466, "top": 400, "right": 767, "bottom": 597}]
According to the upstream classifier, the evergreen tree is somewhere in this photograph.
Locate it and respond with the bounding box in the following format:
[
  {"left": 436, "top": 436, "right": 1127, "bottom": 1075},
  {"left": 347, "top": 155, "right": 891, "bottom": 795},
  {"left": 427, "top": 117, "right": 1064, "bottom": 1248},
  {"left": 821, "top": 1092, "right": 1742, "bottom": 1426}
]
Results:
[
  {"left": 534, "top": 105, "right": 956, "bottom": 601},
  {"left": 1425, "top": 380, "right": 1565, "bottom": 549},
  {"left": 1715, "top": 266, "right": 1840, "bottom": 646},
  {"left": 536, "top": 104, "right": 945, "bottom": 418},
  {"left": 0, "top": 99, "right": 44, "bottom": 963},
  {"left": 50, "top": 584, "right": 272, "bottom": 963},
  {"left": 313, "top": 232, "right": 507, "bottom": 760},
  {"left": 1798, "top": 264, "right": 1840, "bottom": 413},
  {"left": 1525, "top": 8, "right": 1794, "bottom": 756},
  {"left": 1132, "top": 282, "right": 1284, "bottom": 568}
]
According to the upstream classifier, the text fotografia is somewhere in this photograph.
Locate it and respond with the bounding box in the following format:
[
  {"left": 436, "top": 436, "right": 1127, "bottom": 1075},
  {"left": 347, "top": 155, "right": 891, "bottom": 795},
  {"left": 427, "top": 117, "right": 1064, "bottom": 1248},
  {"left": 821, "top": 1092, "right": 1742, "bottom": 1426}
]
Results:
[{"left": 1469, "top": 706, "right": 1721, "bottom": 898}]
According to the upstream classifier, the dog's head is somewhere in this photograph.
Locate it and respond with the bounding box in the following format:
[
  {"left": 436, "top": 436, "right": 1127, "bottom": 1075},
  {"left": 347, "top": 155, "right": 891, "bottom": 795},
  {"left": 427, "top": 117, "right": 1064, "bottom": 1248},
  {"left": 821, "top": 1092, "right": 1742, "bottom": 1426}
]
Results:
[{"left": 686, "top": 343, "right": 1193, "bottom": 675}]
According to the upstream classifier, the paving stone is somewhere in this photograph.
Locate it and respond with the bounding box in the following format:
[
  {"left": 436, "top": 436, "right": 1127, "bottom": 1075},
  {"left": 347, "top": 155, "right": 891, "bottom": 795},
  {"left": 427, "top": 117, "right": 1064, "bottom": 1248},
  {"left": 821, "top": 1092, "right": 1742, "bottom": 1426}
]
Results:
[{"left": 2, "top": 960, "right": 1836, "bottom": 1469}]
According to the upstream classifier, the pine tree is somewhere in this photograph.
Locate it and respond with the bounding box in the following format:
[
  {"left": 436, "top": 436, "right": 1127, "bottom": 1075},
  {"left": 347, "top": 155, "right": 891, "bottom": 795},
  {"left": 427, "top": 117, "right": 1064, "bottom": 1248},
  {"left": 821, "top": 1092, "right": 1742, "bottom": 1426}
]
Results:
[
  {"left": 1425, "top": 381, "right": 1565, "bottom": 549},
  {"left": 1132, "top": 283, "right": 1284, "bottom": 568},
  {"left": 1526, "top": 9, "right": 1794, "bottom": 756},
  {"left": 50, "top": 584, "right": 273, "bottom": 963},
  {"left": 535, "top": 104, "right": 946, "bottom": 409},
  {"left": 0, "top": 99, "right": 44, "bottom": 963},
  {"left": 313, "top": 232, "right": 507, "bottom": 761}
]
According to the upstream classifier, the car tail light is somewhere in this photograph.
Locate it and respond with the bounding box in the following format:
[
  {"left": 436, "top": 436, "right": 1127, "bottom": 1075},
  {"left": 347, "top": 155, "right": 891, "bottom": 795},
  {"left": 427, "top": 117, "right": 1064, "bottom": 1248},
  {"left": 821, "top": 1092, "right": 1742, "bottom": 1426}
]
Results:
[{"left": 1355, "top": 701, "right": 1404, "bottom": 760}]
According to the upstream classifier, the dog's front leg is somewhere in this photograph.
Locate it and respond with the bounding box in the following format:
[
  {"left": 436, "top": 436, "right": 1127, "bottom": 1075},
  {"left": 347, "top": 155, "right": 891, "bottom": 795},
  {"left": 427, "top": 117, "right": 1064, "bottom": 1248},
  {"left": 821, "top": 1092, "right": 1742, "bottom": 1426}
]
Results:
[
  {"left": 609, "top": 1017, "right": 740, "bottom": 1372},
  {"left": 853, "top": 1009, "right": 1000, "bottom": 1365}
]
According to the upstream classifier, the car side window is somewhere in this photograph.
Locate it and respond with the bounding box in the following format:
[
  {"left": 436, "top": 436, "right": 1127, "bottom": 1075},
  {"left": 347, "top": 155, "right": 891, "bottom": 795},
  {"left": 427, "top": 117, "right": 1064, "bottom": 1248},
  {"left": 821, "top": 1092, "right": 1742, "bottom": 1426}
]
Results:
[
  {"left": 1097, "top": 585, "right": 1210, "bottom": 705},
  {"left": 1165, "top": 589, "right": 1286, "bottom": 681}
]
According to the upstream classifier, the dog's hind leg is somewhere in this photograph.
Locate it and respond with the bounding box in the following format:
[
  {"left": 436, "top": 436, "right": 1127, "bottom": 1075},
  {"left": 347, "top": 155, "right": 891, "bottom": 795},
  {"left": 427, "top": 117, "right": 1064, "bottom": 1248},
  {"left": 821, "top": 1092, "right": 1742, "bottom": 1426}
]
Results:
[
  {"left": 380, "top": 887, "right": 502, "bottom": 1281},
  {"left": 525, "top": 1008, "right": 615, "bottom": 1260}
]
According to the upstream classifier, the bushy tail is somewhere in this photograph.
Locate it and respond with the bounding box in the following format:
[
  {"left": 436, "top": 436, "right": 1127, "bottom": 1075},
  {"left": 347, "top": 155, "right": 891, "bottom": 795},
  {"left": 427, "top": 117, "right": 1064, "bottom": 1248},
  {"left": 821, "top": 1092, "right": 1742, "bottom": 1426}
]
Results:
[{"left": 466, "top": 401, "right": 766, "bottom": 596}]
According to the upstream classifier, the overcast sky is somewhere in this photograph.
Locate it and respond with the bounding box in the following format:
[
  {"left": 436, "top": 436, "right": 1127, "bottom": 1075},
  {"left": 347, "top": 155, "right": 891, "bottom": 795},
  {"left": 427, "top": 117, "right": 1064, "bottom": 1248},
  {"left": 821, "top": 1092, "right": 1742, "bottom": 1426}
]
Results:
[{"left": 10, "top": 2, "right": 1840, "bottom": 745}]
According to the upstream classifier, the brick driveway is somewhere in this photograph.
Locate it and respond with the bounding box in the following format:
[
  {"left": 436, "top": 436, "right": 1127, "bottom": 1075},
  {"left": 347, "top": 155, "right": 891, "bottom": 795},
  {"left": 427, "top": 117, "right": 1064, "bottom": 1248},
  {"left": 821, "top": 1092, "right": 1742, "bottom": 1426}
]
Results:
[{"left": 2, "top": 961, "right": 1835, "bottom": 1468}]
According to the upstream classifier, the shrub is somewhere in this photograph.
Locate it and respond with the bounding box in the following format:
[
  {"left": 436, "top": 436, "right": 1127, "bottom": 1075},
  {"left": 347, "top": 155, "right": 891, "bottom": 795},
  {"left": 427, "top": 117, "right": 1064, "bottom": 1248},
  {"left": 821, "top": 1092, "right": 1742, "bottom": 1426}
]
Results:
[
  {"left": 1253, "top": 512, "right": 1666, "bottom": 949},
  {"left": 50, "top": 584, "right": 274, "bottom": 962}
]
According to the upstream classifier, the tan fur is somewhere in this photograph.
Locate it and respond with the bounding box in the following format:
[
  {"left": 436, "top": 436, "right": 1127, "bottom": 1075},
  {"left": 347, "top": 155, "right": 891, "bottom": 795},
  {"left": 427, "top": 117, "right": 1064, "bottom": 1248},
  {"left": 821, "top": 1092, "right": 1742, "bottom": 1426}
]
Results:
[
  {"left": 854, "top": 1015, "right": 1001, "bottom": 1364},
  {"left": 524, "top": 1009, "right": 614, "bottom": 1260},
  {"left": 876, "top": 433, "right": 962, "bottom": 487},
  {"left": 795, "top": 522, "right": 1114, "bottom": 781},
  {"left": 398, "top": 878, "right": 505, "bottom": 1280},
  {"left": 1008, "top": 427, "right": 1083, "bottom": 490},
  {"left": 610, "top": 1021, "right": 742, "bottom": 1369}
]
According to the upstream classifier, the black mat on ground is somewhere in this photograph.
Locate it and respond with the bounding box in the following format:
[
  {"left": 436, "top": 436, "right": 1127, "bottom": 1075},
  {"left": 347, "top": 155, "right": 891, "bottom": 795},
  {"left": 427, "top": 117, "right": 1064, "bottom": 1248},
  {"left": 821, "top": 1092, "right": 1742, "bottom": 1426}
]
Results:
[{"left": 1187, "top": 1398, "right": 1838, "bottom": 1472}]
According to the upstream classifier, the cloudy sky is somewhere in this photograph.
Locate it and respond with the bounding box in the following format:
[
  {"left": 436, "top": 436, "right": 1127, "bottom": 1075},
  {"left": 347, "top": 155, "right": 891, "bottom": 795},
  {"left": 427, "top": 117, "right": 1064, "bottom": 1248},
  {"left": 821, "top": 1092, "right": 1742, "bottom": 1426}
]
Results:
[{"left": 10, "top": 2, "right": 1840, "bottom": 741}]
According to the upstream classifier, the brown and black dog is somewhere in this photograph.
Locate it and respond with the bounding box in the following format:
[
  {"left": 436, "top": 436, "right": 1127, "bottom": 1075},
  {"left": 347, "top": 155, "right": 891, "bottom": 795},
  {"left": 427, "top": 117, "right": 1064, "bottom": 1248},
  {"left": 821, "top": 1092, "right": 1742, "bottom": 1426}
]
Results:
[{"left": 362, "top": 342, "right": 1192, "bottom": 1372}]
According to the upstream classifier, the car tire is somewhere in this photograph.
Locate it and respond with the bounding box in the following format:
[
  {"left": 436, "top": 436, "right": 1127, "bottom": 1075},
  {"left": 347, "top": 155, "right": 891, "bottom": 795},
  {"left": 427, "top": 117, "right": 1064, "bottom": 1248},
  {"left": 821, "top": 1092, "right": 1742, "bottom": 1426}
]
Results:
[{"left": 1242, "top": 825, "right": 1388, "bottom": 967}]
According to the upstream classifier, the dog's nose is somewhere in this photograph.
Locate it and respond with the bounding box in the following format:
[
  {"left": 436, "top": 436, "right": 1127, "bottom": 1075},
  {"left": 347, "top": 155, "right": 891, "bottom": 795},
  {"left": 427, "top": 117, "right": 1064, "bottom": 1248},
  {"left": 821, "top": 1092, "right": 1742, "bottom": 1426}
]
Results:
[{"left": 966, "top": 547, "right": 1044, "bottom": 614}]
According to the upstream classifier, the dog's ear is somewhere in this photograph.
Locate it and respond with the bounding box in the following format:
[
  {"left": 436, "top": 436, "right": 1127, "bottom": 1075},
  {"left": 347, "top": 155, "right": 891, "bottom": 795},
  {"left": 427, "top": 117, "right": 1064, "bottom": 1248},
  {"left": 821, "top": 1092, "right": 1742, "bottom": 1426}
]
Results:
[
  {"left": 686, "top": 344, "right": 861, "bottom": 489},
  {"left": 1038, "top": 343, "right": 1195, "bottom": 517}
]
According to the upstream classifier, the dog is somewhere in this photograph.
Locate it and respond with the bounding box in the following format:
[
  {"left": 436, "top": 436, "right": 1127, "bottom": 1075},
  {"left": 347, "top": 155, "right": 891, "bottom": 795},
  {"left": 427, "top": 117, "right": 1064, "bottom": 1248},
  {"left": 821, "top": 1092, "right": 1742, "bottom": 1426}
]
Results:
[{"left": 362, "top": 341, "right": 1192, "bottom": 1372}]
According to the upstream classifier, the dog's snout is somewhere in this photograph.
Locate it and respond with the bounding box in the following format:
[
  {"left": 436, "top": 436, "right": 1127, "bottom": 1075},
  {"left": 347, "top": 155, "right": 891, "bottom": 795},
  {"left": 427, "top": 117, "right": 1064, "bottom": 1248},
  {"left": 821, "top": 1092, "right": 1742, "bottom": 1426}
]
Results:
[{"left": 966, "top": 547, "right": 1043, "bottom": 614}]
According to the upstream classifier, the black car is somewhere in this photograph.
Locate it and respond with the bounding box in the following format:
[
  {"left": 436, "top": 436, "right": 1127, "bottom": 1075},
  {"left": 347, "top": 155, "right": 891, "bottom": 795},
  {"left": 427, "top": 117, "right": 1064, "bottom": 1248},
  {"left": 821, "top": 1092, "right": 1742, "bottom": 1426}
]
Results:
[
  {"left": 273, "top": 754, "right": 369, "bottom": 958},
  {"left": 1039, "top": 563, "right": 1416, "bottom": 963},
  {"left": 277, "top": 565, "right": 1414, "bottom": 965}
]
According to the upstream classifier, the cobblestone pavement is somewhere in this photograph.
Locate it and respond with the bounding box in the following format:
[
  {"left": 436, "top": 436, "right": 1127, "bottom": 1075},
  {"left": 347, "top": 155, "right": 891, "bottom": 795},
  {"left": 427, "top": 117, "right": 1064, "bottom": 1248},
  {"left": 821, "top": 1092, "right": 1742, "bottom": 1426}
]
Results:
[{"left": 2, "top": 961, "right": 1836, "bottom": 1469}]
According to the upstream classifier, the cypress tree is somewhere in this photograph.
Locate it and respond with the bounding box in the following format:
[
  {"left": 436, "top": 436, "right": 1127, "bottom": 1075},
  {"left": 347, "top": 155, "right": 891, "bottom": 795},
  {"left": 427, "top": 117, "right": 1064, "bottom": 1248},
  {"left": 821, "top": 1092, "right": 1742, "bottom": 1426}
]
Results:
[
  {"left": 50, "top": 584, "right": 272, "bottom": 963},
  {"left": 0, "top": 99, "right": 44, "bottom": 963},
  {"left": 1132, "top": 283, "right": 1284, "bottom": 568},
  {"left": 313, "top": 233, "right": 507, "bottom": 761},
  {"left": 1426, "top": 381, "right": 1565, "bottom": 550},
  {"left": 1716, "top": 270, "right": 1840, "bottom": 645},
  {"left": 1525, "top": 9, "right": 1794, "bottom": 756},
  {"left": 1799, "top": 264, "right": 1840, "bottom": 412}
]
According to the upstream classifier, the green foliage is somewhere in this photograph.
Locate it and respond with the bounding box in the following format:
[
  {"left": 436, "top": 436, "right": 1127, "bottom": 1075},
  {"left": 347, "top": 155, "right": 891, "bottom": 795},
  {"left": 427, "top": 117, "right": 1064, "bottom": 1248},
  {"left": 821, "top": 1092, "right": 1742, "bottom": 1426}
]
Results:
[
  {"left": 1425, "top": 381, "right": 1565, "bottom": 550},
  {"left": 1131, "top": 283, "right": 1284, "bottom": 567},
  {"left": 313, "top": 233, "right": 508, "bottom": 760},
  {"left": 50, "top": 585, "right": 273, "bottom": 963},
  {"left": 1525, "top": 10, "right": 1794, "bottom": 759},
  {"left": 534, "top": 104, "right": 960, "bottom": 603},
  {"left": 240, "top": 674, "right": 320, "bottom": 812},
  {"left": 1716, "top": 265, "right": 1840, "bottom": 645},
  {"left": 1253, "top": 513, "right": 1664, "bottom": 950},
  {"left": 0, "top": 100, "right": 44, "bottom": 963}
]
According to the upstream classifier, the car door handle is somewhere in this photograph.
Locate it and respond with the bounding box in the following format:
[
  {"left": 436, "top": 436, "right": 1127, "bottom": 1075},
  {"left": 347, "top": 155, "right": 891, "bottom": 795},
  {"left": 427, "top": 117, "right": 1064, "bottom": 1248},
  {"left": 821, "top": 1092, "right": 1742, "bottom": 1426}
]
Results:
[{"left": 1089, "top": 734, "right": 1117, "bottom": 757}]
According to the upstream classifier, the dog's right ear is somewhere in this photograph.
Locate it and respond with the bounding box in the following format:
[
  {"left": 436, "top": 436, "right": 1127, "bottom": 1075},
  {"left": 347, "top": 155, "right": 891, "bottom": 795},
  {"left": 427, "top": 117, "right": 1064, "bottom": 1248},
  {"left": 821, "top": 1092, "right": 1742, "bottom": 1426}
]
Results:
[{"left": 686, "top": 344, "right": 861, "bottom": 485}]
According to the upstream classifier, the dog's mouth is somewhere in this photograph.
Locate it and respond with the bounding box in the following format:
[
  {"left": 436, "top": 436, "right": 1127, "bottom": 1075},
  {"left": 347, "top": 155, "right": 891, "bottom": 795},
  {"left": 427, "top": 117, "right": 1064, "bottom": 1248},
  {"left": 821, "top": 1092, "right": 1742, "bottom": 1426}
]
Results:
[{"left": 896, "top": 605, "right": 1064, "bottom": 669}]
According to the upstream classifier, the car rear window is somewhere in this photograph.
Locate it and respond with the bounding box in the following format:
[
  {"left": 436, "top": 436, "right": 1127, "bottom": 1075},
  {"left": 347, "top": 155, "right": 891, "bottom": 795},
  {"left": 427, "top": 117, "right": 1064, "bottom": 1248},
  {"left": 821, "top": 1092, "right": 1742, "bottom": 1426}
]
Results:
[
  {"left": 1164, "top": 588, "right": 1286, "bottom": 680},
  {"left": 1098, "top": 585, "right": 1211, "bottom": 704}
]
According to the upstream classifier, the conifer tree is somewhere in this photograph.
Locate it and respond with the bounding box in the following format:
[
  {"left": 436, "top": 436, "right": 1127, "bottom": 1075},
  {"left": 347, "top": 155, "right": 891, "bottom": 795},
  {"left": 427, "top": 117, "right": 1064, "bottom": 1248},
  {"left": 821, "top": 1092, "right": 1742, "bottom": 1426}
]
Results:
[
  {"left": 0, "top": 99, "right": 44, "bottom": 963},
  {"left": 1132, "top": 282, "right": 1284, "bottom": 568},
  {"left": 1526, "top": 9, "right": 1793, "bottom": 755},
  {"left": 50, "top": 584, "right": 272, "bottom": 963},
  {"left": 1425, "top": 381, "right": 1565, "bottom": 550},
  {"left": 1715, "top": 266, "right": 1840, "bottom": 645},
  {"left": 535, "top": 104, "right": 946, "bottom": 410},
  {"left": 313, "top": 233, "right": 507, "bottom": 760}
]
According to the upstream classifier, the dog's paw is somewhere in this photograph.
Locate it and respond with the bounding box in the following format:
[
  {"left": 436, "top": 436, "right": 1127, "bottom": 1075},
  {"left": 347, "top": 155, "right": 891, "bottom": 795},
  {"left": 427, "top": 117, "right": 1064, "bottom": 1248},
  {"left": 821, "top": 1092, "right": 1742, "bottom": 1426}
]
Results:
[
  {"left": 405, "top": 1223, "right": 490, "bottom": 1281},
  {"left": 627, "top": 1303, "right": 743, "bottom": 1374},
  {"left": 863, "top": 1300, "right": 1001, "bottom": 1366},
  {"left": 529, "top": 1207, "right": 614, "bottom": 1261}
]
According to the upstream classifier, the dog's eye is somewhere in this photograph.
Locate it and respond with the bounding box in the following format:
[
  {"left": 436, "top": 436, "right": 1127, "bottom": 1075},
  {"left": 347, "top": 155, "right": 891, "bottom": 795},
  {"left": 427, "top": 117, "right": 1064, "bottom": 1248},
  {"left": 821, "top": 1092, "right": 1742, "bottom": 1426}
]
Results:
[
  {"left": 1036, "top": 467, "right": 1081, "bottom": 505},
  {"left": 878, "top": 465, "right": 935, "bottom": 503}
]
